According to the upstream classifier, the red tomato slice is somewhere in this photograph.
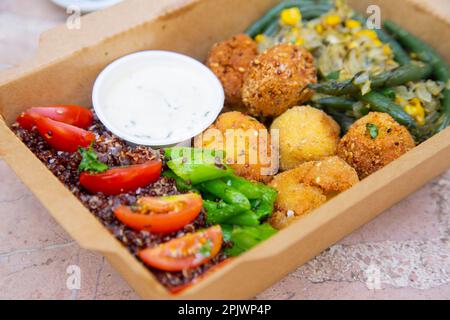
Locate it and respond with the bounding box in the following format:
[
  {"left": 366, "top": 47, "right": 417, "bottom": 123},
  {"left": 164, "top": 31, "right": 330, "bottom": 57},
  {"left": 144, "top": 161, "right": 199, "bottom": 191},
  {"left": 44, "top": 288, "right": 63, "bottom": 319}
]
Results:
[
  {"left": 139, "top": 225, "right": 223, "bottom": 272},
  {"left": 35, "top": 117, "right": 95, "bottom": 152},
  {"left": 169, "top": 258, "right": 233, "bottom": 294},
  {"left": 114, "top": 193, "right": 203, "bottom": 234},
  {"left": 79, "top": 159, "right": 162, "bottom": 195},
  {"left": 17, "top": 105, "right": 93, "bottom": 130}
]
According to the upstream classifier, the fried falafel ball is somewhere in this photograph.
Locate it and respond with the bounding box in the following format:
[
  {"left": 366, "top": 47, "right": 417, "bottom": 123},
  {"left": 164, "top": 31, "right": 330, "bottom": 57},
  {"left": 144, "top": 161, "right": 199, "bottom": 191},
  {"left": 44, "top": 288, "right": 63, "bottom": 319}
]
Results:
[
  {"left": 269, "top": 156, "right": 359, "bottom": 229},
  {"left": 206, "top": 34, "right": 258, "bottom": 110},
  {"left": 242, "top": 43, "right": 317, "bottom": 117},
  {"left": 199, "top": 111, "right": 277, "bottom": 183},
  {"left": 271, "top": 106, "right": 340, "bottom": 171},
  {"left": 337, "top": 112, "right": 416, "bottom": 179}
]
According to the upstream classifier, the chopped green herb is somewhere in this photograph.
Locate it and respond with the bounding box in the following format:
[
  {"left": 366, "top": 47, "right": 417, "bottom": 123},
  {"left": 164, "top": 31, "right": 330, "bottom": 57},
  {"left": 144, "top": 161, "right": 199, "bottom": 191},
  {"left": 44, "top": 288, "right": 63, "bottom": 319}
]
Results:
[
  {"left": 326, "top": 70, "right": 340, "bottom": 80},
  {"left": 366, "top": 123, "right": 379, "bottom": 139},
  {"left": 78, "top": 144, "right": 109, "bottom": 173}
]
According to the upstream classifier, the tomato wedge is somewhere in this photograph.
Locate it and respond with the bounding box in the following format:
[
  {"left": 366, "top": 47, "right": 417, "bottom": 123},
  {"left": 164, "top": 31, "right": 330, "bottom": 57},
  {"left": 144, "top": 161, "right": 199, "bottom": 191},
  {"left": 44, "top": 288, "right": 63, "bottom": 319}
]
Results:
[
  {"left": 35, "top": 117, "right": 95, "bottom": 152},
  {"left": 114, "top": 193, "right": 203, "bottom": 234},
  {"left": 17, "top": 105, "right": 93, "bottom": 130},
  {"left": 79, "top": 159, "right": 162, "bottom": 195},
  {"left": 139, "top": 225, "right": 223, "bottom": 272},
  {"left": 169, "top": 258, "right": 233, "bottom": 294}
]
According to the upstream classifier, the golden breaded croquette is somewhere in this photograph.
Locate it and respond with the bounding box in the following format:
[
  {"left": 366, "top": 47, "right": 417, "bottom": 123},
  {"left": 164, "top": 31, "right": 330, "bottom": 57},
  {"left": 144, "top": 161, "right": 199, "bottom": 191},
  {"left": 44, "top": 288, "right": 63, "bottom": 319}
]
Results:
[
  {"left": 206, "top": 34, "right": 258, "bottom": 110},
  {"left": 199, "top": 112, "right": 277, "bottom": 183},
  {"left": 299, "top": 156, "right": 360, "bottom": 196},
  {"left": 268, "top": 156, "right": 359, "bottom": 229},
  {"left": 271, "top": 106, "right": 340, "bottom": 171},
  {"left": 242, "top": 43, "right": 317, "bottom": 117},
  {"left": 337, "top": 112, "right": 416, "bottom": 179}
]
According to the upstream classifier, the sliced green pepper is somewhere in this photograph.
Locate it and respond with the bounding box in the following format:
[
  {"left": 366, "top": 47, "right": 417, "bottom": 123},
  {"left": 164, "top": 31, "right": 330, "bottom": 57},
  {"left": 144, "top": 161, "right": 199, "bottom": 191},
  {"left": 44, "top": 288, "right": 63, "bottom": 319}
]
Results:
[
  {"left": 224, "top": 224, "right": 277, "bottom": 257},
  {"left": 162, "top": 170, "right": 199, "bottom": 193},
  {"left": 167, "top": 158, "right": 233, "bottom": 185},
  {"left": 204, "top": 200, "right": 244, "bottom": 224},
  {"left": 199, "top": 180, "right": 251, "bottom": 210},
  {"left": 226, "top": 211, "right": 260, "bottom": 227}
]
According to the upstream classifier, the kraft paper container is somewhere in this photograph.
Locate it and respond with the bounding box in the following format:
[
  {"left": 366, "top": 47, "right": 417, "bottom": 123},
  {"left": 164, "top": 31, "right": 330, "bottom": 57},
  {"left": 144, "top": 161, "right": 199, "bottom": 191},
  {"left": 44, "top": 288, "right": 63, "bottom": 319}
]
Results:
[{"left": 0, "top": 0, "right": 449, "bottom": 299}]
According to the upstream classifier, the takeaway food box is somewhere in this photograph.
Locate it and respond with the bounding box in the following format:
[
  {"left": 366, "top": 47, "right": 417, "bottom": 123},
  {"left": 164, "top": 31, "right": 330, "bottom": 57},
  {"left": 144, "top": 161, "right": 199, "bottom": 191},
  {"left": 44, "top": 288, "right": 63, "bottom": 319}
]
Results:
[{"left": 0, "top": 0, "right": 449, "bottom": 299}]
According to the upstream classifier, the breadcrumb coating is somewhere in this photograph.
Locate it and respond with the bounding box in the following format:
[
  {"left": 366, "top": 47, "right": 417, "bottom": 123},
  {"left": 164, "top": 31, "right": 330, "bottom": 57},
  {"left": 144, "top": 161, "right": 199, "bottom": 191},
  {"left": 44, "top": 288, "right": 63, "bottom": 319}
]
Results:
[
  {"left": 269, "top": 156, "right": 359, "bottom": 229},
  {"left": 206, "top": 34, "right": 258, "bottom": 111},
  {"left": 242, "top": 43, "right": 317, "bottom": 117},
  {"left": 337, "top": 112, "right": 416, "bottom": 179},
  {"left": 200, "top": 112, "right": 276, "bottom": 183}
]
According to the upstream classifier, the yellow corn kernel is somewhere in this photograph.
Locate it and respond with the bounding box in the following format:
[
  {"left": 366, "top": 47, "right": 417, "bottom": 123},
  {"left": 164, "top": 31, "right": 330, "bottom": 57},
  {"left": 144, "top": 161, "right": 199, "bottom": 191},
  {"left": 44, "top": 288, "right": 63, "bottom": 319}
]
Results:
[
  {"left": 395, "top": 96, "right": 406, "bottom": 105},
  {"left": 291, "top": 27, "right": 300, "bottom": 37},
  {"left": 255, "top": 34, "right": 265, "bottom": 43},
  {"left": 373, "top": 39, "right": 383, "bottom": 47},
  {"left": 348, "top": 41, "right": 358, "bottom": 50},
  {"left": 315, "top": 24, "right": 324, "bottom": 34},
  {"left": 405, "top": 98, "right": 426, "bottom": 126},
  {"left": 345, "top": 19, "right": 361, "bottom": 29},
  {"left": 324, "top": 15, "right": 342, "bottom": 27},
  {"left": 280, "top": 8, "right": 302, "bottom": 26},
  {"left": 383, "top": 44, "right": 392, "bottom": 55},
  {"left": 295, "top": 37, "right": 304, "bottom": 46},
  {"left": 355, "top": 29, "right": 378, "bottom": 41}
]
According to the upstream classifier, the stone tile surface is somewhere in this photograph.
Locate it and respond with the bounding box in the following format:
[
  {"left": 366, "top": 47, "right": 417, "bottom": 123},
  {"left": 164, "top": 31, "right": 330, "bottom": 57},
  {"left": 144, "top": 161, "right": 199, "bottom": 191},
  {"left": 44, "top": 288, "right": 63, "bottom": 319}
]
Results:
[{"left": 0, "top": 0, "right": 449, "bottom": 300}]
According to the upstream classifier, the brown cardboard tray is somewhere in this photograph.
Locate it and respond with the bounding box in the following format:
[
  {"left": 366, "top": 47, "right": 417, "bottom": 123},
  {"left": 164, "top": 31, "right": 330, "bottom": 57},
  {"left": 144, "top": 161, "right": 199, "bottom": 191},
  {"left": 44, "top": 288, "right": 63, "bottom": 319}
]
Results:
[{"left": 0, "top": 0, "right": 449, "bottom": 299}]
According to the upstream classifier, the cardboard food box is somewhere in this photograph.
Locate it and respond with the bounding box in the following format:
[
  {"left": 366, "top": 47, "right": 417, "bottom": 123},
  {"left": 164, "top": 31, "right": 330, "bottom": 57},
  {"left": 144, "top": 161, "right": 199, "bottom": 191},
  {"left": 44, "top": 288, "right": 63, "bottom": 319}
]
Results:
[{"left": 0, "top": 0, "right": 449, "bottom": 299}]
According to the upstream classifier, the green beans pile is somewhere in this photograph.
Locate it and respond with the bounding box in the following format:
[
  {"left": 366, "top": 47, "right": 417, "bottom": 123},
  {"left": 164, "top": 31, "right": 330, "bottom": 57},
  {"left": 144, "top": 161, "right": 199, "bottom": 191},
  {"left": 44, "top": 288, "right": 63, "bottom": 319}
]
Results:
[
  {"left": 164, "top": 148, "right": 278, "bottom": 256},
  {"left": 245, "top": 1, "right": 449, "bottom": 139},
  {"left": 309, "top": 17, "right": 450, "bottom": 139},
  {"left": 245, "top": 0, "right": 334, "bottom": 38}
]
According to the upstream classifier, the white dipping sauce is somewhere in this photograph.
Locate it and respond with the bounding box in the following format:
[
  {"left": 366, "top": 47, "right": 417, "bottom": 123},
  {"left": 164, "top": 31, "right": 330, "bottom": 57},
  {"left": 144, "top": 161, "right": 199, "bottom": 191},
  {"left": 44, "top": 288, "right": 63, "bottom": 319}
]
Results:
[{"left": 93, "top": 51, "right": 224, "bottom": 147}]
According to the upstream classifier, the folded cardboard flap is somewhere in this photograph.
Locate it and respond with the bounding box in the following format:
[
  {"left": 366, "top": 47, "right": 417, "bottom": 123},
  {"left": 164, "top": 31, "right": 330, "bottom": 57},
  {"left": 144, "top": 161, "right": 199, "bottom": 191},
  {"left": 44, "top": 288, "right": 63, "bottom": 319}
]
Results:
[{"left": 0, "top": 0, "right": 449, "bottom": 299}]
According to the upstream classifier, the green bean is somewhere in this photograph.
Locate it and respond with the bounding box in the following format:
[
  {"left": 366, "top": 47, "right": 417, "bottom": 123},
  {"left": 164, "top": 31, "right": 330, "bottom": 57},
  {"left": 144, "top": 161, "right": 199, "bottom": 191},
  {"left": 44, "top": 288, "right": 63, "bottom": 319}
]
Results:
[
  {"left": 384, "top": 21, "right": 435, "bottom": 63},
  {"left": 384, "top": 20, "right": 450, "bottom": 133},
  {"left": 379, "top": 87, "right": 396, "bottom": 100},
  {"left": 199, "top": 180, "right": 251, "bottom": 210},
  {"left": 314, "top": 97, "right": 357, "bottom": 111},
  {"left": 360, "top": 92, "right": 417, "bottom": 128},
  {"left": 263, "top": 19, "right": 280, "bottom": 36},
  {"left": 376, "top": 29, "right": 411, "bottom": 65},
  {"left": 301, "top": 6, "right": 332, "bottom": 20},
  {"left": 309, "top": 63, "right": 433, "bottom": 96},
  {"left": 435, "top": 91, "right": 450, "bottom": 132},
  {"left": 351, "top": 14, "right": 411, "bottom": 65},
  {"left": 245, "top": 1, "right": 333, "bottom": 37},
  {"left": 384, "top": 20, "right": 450, "bottom": 79},
  {"left": 324, "top": 108, "right": 355, "bottom": 134}
]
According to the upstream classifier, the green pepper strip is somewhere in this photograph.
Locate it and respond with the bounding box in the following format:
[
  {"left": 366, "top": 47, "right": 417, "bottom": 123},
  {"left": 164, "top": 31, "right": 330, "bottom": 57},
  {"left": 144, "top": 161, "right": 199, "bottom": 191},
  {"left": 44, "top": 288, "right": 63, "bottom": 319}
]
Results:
[
  {"left": 199, "top": 180, "right": 251, "bottom": 210},
  {"left": 167, "top": 158, "right": 233, "bottom": 185}
]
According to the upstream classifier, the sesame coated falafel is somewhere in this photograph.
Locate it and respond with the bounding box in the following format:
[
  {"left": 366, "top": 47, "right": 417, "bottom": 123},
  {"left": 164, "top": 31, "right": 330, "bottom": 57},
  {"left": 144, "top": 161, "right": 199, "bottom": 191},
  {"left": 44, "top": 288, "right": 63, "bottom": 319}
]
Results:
[
  {"left": 242, "top": 43, "right": 317, "bottom": 117},
  {"left": 200, "top": 111, "right": 276, "bottom": 183},
  {"left": 337, "top": 112, "right": 416, "bottom": 179},
  {"left": 206, "top": 34, "right": 258, "bottom": 110}
]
